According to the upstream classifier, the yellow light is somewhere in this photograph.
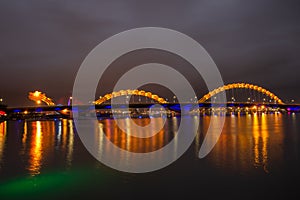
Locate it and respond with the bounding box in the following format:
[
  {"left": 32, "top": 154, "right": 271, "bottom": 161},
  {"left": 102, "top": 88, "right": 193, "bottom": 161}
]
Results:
[
  {"left": 34, "top": 91, "right": 40, "bottom": 97},
  {"left": 36, "top": 100, "right": 41, "bottom": 104},
  {"left": 24, "top": 111, "right": 28, "bottom": 114},
  {"left": 62, "top": 109, "right": 68, "bottom": 113},
  {"left": 28, "top": 121, "right": 42, "bottom": 175}
]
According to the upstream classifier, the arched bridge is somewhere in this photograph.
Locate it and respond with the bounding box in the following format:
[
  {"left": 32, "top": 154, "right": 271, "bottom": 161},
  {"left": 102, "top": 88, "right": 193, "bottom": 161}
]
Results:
[
  {"left": 28, "top": 83, "right": 285, "bottom": 106},
  {"left": 198, "top": 83, "right": 284, "bottom": 104},
  {"left": 10, "top": 83, "right": 300, "bottom": 119},
  {"left": 94, "top": 89, "right": 167, "bottom": 105}
]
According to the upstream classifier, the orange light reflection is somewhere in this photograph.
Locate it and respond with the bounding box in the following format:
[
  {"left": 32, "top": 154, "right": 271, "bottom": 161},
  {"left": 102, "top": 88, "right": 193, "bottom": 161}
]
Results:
[
  {"left": 28, "top": 121, "right": 43, "bottom": 176},
  {"left": 0, "top": 121, "right": 7, "bottom": 163},
  {"left": 252, "top": 114, "right": 269, "bottom": 172}
]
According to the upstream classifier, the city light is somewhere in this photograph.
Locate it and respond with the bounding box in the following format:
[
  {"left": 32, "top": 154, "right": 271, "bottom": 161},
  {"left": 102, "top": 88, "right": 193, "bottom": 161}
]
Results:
[
  {"left": 94, "top": 89, "right": 167, "bottom": 105},
  {"left": 62, "top": 109, "right": 69, "bottom": 113},
  {"left": 28, "top": 90, "right": 55, "bottom": 106},
  {"left": 198, "top": 83, "right": 284, "bottom": 104},
  {"left": 4, "top": 83, "right": 298, "bottom": 120},
  {"left": 252, "top": 105, "right": 257, "bottom": 111},
  {"left": 33, "top": 91, "right": 40, "bottom": 97}
]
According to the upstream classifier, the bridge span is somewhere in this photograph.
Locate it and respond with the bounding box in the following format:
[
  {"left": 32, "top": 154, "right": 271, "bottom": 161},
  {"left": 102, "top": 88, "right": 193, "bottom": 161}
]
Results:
[{"left": 3, "top": 102, "right": 300, "bottom": 120}]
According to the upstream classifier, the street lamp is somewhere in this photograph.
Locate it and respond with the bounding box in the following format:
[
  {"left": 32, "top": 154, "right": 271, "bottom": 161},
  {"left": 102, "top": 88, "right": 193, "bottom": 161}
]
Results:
[
  {"left": 173, "top": 95, "right": 176, "bottom": 103},
  {"left": 231, "top": 97, "right": 235, "bottom": 103},
  {"left": 68, "top": 96, "right": 72, "bottom": 106}
]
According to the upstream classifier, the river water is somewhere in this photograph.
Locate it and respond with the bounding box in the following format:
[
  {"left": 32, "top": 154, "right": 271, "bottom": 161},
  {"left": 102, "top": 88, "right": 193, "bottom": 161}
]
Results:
[{"left": 0, "top": 113, "right": 299, "bottom": 199}]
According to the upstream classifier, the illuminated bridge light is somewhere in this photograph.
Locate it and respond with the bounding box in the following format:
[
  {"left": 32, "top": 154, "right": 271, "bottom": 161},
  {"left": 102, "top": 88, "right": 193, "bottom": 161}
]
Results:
[
  {"left": 28, "top": 91, "right": 55, "bottom": 106},
  {"left": 94, "top": 89, "right": 168, "bottom": 105},
  {"left": 35, "top": 108, "right": 43, "bottom": 112},
  {"left": 54, "top": 107, "right": 62, "bottom": 111},
  {"left": 33, "top": 91, "right": 41, "bottom": 97},
  {"left": 198, "top": 83, "right": 284, "bottom": 104},
  {"left": 0, "top": 110, "right": 6, "bottom": 116}
]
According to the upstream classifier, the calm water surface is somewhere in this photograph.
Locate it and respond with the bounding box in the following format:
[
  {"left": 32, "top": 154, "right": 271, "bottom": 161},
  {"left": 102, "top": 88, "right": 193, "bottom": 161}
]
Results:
[{"left": 0, "top": 113, "right": 299, "bottom": 199}]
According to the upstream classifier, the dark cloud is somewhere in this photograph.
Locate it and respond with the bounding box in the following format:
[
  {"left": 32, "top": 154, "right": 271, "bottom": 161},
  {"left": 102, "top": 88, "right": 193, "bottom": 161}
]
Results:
[{"left": 0, "top": 0, "right": 299, "bottom": 106}]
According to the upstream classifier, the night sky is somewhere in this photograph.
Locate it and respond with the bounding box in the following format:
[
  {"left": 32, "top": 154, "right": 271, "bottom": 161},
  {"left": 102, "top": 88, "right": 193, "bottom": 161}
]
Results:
[{"left": 1, "top": 0, "right": 300, "bottom": 106}]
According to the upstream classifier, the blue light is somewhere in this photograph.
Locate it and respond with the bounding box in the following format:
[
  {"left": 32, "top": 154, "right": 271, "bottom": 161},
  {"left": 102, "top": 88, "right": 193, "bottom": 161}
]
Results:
[
  {"left": 183, "top": 104, "right": 195, "bottom": 111},
  {"left": 287, "top": 107, "right": 300, "bottom": 112},
  {"left": 36, "top": 108, "right": 43, "bottom": 112},
  {"left": 170, "top": 104, "right": 181, "bottom": 112},
  {"left": 13, "top": 109, "right": 21, "bottom": 113},
  {"left": 161, "top": 104, "right": 168, "bottom": 108},
  {"left": 104, "top": 105, "right": 112, "bottom": 109}
]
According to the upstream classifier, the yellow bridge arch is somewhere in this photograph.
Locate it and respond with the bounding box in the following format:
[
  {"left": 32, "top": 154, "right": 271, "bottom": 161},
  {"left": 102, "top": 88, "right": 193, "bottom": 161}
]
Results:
[
  {"left": 28, "top": 83, "right": 284, "bottom": 106},
  {"left": 94, "top": 89, "right": 167, "bottom": 105},
  {"left": 28, "top": 91, "right": 55, "bottom": 106},
  {"left": 198, "top": 83, "right": 284, "bottom": 104}
]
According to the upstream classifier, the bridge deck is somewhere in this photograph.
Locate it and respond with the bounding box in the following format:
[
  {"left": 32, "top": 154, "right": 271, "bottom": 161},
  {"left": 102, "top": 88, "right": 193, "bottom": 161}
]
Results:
[{"left": 4, "top": 102, "right": 300, "bottom": 113}]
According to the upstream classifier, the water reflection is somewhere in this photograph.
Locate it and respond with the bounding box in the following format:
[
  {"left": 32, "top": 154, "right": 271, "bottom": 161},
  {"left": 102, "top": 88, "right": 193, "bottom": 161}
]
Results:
[
  {"left": 98, "top": 117, "right": 174, "bottom": 153},
  {"left": 20, "top": 121, "right": 28, "bottom": 159},
  {"left": 252, "top": 113, "right": 269, "bottom": 172},
  {"left": 56, "top": 120, "right": 62, "bottom": 146},
  {"left": 54, "top": 119, "right": 74, "bottom": 168},
  {"left": 22, "top": 121, "right": 27, "bottom": 145},
  {"left": 24, "top": 120, "right": 73, "bottom": 175},
  {"left": 0, "top": 121, "right": 7, "bottom": 166},
  {"left": 95, "top": 115, "right": 286, "bottom": 174},
  {"left": 28, "top": 121, "right": 43, "bottom": 176},
  {"left": 96, "top": 117, "right": 179, "bottom": 168},
  {"left": 0, "top": 114, "right": 291, "bottom": 178},
  {"left": 67, "top": 120, "right": 74, "bottom": 168},
  {"left": 205, "top": 113, "right": 284, "bottom": 173}
]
